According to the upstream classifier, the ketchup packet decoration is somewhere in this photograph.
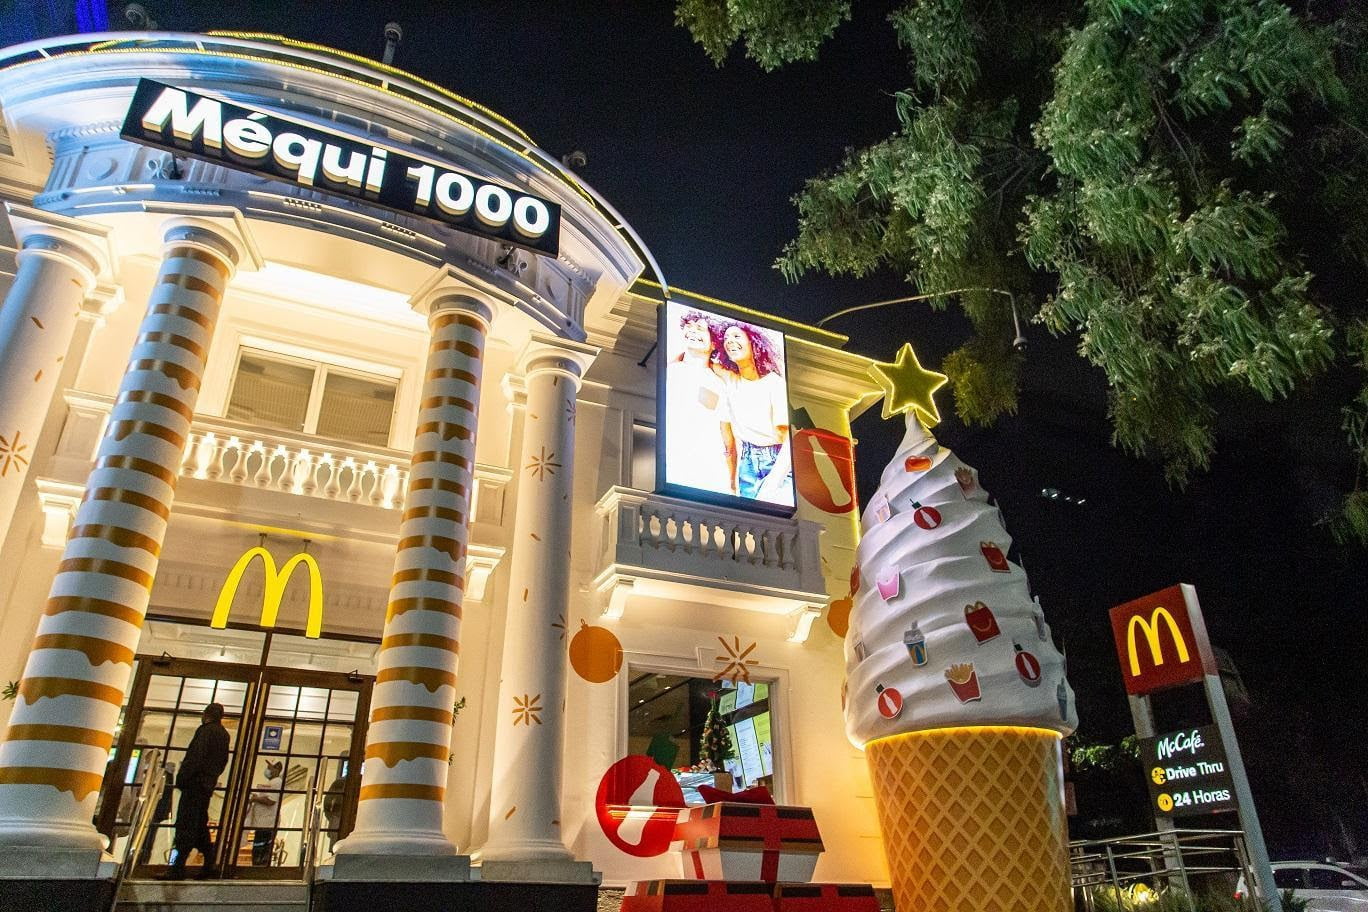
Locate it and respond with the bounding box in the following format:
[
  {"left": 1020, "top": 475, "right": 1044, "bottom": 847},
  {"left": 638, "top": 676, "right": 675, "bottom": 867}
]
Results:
[
  {"left": 980, "top": 541, "right": 1011, "bottom": 573},
  {"left": 876, "top": 567, "right": 900, "bottom": 601},
  {"left": 875, "top": 683, "right": 904, "bottom": 720},
  {"left": 1014, "top": 643, "right": 1042, "bottom": 686},
  {"left": 1032, "top": 610, "right": 1048, "bottom": 641},
  {"left": 954, "top": 466, "right": 975, "bottom": 496},
  {"left": 911, "top": 501, "right": 942, "bottom": 530},
  {"left": 963, "top": 601, "right": 1000, "bottom": 643}
]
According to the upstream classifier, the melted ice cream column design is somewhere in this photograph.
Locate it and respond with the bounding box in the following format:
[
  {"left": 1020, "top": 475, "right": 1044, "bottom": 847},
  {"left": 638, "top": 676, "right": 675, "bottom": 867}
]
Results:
[{"left": 844, "top": 414, "right": 1077, "bottom": 748}]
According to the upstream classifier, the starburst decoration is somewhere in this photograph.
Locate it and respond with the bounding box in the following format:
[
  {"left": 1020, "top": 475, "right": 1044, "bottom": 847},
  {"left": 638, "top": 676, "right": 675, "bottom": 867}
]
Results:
[
  {"left": 512, "top": 693, "right": 543, "bottom": 726},
  {"left": 552, "top": 613, "right": 567, "bottom": 640},
  {"left": 712, "top": 636, "right": 759, "bottom": 684},
  {"left": 525, "top": 446, "right": 561, "bottom": 481},
  {"left": 565, "top": 401, "right": 577, "bottom": 425},
  {"left": 869, "top": 343, "right": 948, "bottom": 427},
  {"left": 0, "top": 431, "right": 30, "bottom": 478}
]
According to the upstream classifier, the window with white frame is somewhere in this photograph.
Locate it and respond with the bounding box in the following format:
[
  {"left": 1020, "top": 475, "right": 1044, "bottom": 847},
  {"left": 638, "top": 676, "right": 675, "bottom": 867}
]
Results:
[{"left": 225, "top": 348, "right": 398, "bottom": 447}]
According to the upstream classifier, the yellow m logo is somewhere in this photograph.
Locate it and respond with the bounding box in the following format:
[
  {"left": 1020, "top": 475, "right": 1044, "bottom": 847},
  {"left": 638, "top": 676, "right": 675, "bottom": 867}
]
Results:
[
  {"left": 1126, "top": 607, "right": 1189, "bottom": 677},
  {"left": 211, "top": 547, "right": 323, "bottom": 639}
]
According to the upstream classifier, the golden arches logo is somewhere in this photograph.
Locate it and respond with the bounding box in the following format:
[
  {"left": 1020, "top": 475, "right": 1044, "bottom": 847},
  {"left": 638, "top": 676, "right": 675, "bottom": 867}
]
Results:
[
  {"left": 1126, "top": 607, "right": 1190, "bottom": 677},
  {"left": 211, "top": 547, "right": 323, "bottom": 639}
]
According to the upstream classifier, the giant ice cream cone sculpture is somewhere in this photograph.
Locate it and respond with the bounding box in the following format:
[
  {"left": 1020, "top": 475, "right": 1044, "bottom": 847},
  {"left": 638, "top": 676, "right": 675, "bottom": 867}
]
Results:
[{"left": 847, "top": 345, "right": 1076, "bottom": 912}]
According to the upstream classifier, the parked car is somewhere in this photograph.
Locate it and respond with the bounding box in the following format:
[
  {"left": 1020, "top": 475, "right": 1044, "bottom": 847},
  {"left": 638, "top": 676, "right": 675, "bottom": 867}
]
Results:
[{"left": 1236, "top": 862, "right": 1368, "bottom": 911}]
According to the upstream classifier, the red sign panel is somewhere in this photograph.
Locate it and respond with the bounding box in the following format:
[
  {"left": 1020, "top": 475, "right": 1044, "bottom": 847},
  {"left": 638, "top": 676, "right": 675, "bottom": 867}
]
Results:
[
  {"left": 792, "top": 428, "right": 857, "bottom": 514},
  {"left": 1109, "top": 584, "right": 1214, "bottom": 696}
]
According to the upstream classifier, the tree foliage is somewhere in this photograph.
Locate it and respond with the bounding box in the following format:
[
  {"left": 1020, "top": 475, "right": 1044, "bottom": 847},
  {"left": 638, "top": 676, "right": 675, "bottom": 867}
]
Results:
[{"left": 677, "top": 0, "right": 1368, "bottom": 540}]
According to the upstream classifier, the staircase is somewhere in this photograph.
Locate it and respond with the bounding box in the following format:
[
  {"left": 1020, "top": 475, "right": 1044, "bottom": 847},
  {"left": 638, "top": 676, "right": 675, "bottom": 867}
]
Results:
[{"left": 115, "top": 879, "right": 308, "bottom": 912}]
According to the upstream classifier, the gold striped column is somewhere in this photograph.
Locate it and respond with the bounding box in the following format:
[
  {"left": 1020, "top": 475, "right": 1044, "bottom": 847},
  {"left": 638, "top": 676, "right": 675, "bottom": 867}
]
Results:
[
  {"left": 337, "top": 291, "right": 493, "bottom": 857},
  {"left": 0, "top": 221, "right": 107, "bottom": 544},
  {"left": 482, "top": 334, "right": 596, "bottom": 869},
  {"left": 0, "top": 221, "right": 238, "bottom": 849}
]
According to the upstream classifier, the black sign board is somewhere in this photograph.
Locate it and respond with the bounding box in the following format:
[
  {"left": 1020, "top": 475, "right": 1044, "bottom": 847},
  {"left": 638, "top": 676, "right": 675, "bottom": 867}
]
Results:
[
  {"left": 1139, "top": 724, "right": 1238, "bottom": 818},
  {"left": 120, "top": 79, "right": 561, "bottom": 256}
]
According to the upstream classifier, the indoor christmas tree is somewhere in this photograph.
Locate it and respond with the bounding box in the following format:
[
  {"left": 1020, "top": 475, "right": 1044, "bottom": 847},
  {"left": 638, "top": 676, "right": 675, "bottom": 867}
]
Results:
[{"left": 697, "top": 692, "right": 734, "bottom": 773}]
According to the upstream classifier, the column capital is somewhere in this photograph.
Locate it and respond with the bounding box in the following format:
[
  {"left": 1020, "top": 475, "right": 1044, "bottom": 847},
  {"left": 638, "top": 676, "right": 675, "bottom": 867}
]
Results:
[
  {"left": 5, "top": 203, "right": 113, "bottom": 289},
  {"left": 514, "top": 331, "right": 600, "bottom": 388},
  {"left": 161, "top": 216, "right": 246, "bottom": 278},
  {"left": 77, "top": 283, "right": 124, "bottom": 328},
  {"left": 408, "top": 264, "right": 503, "bottom": 328}
]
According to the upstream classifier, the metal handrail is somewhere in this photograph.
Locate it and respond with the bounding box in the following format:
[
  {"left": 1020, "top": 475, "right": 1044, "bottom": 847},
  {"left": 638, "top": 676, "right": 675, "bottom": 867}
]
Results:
[
  {"left": 1069, "top": 828, "right": 1261, "bottom": 912},
  {"left": 113, "top": 749, "right": 164, "bottom": 897},
  {"left": 299, "top": 761, "right": 329, "bottom": 881}
]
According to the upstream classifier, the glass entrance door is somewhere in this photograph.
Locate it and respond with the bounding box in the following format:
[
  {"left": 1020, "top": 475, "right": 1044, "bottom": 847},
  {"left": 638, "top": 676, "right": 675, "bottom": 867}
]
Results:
[
  {"left": 97, "top": 657, "right": 372, "bottom": 880},
  {"left": 220, "top": 667, "right": 370, "bottom": 879}
]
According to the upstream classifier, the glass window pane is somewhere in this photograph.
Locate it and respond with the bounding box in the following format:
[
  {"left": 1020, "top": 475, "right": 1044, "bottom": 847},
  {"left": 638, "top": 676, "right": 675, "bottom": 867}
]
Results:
[
  {"left": 227, "top": 353, "right": 314, "bottom": 433},
  {"left": 631, "top": 424, "right": 656, "bottom": 490},
  {"left": 314, "top": 370, "right": 396, "bottom": 446}
]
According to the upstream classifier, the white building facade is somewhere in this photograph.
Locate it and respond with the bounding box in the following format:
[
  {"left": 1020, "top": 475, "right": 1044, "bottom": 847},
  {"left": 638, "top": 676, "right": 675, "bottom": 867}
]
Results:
[{"left": 0, "top": 31, "right": 887, "bottom": 906}]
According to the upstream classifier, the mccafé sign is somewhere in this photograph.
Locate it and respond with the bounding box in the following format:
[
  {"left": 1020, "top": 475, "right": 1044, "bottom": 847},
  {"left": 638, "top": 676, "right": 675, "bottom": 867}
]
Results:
[
  {"left": 120, "top": 79, "right": 561, "bottom": 256},
  {"left": 211, "top": 546, "right": 324, "bottom": 639},
  {"left": 1109, "top": 584, "right": 1215, "bottom": 696}
]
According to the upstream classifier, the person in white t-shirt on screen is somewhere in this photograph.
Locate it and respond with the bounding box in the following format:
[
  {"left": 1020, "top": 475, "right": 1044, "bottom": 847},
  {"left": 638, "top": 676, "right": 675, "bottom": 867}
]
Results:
[
  {"left": 718, "top": 322, "right": 792, "bottom": 505},
  {"left": 665, "top": 310, "right": 738, "bottom": 494}
]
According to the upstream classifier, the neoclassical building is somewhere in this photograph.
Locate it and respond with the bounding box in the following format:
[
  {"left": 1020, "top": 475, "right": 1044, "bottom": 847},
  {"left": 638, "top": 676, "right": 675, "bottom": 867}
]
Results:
[{"left": 0, "top": 31, "right": 887, "bottom": 910}]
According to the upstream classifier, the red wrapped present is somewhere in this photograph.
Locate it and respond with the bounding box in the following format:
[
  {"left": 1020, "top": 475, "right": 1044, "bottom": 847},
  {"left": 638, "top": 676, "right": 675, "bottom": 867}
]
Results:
[
  {"left": 621, "top": 879, "right": 775, "bottom": 912},
  {"left": 773, "top": 883, "right": 881, "bottom": 912},
  {"left": 674, "top": 803, "right": 824, "bottom": 883}
]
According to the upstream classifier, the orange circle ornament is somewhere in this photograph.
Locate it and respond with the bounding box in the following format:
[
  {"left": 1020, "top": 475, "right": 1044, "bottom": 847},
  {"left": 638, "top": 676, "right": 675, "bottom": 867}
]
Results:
[
  {"left": 827, "top": 597, "right": 852, "bottom": 638},
  {"left": 569, "top": 620, "right": 623, "bottom": 683}
]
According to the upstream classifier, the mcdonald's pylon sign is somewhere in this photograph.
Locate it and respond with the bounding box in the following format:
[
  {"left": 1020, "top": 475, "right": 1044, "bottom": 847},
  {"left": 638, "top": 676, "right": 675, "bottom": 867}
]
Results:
[
  {"left": 211, "top": 546, "right": 323, "bottom": 639},
  {"left": 1109, "top": 584, "right": 1215, "bottom": 696}
]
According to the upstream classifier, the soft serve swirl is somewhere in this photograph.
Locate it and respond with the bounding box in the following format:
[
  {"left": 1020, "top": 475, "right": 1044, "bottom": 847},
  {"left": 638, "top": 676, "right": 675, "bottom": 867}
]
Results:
[{"left": 844, "top": 415, "right": 1077, "bottom": 748}]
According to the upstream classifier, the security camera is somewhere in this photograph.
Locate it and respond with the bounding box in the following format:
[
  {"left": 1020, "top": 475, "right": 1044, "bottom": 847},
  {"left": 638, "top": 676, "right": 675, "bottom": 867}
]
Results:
[
  {"left": 384, "top": 22, "right": 404, "bottom": 44},
  {"left": 1013, "top": 333, "right": 1027, "bottom": 352},
  {"left": 561, "top": 150, "right": 588, "bottom": 169}
]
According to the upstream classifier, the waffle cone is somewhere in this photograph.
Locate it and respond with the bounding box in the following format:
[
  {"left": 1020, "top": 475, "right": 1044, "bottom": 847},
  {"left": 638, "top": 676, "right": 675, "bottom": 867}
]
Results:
[{"left": 865, "top": 726, "right": 1071, "bottom": 912}]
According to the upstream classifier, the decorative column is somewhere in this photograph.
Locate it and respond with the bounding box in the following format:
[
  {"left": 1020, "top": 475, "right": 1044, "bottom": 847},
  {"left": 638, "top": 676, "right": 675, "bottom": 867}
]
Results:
[
  {"left": 0, "top": 210, "right": 112, "bottom": 543},
  {"left": 0, "top": 219, "right": 239, "bottom": 850},
  {"left": 482, "top": 333, "right": 597, "bottom": 874},
  {"left": 336, "top": 288, "right": 494, "bottom": 861}
]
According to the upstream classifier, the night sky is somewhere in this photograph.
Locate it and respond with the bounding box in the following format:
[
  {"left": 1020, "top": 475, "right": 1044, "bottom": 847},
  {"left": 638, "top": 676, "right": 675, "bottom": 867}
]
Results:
[{"left": 9, "top": 0, "right": 1368, "bottom": 859}]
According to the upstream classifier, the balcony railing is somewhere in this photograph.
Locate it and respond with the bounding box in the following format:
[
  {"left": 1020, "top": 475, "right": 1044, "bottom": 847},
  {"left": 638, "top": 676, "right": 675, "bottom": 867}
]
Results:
[
  {"left": 51, "top": 391, "right": 510, "bottom": 520},
  {"left": 593, "top": 486, "right": 827, "bottom": 635},
  {"left": 181, "top": 423, "right": 408, "bottom": 510}
]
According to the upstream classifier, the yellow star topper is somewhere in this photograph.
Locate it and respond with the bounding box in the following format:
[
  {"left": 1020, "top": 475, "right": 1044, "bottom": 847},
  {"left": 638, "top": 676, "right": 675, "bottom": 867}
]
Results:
[{"left": 869, "top": 343, "right": 949, "bottom": 427}]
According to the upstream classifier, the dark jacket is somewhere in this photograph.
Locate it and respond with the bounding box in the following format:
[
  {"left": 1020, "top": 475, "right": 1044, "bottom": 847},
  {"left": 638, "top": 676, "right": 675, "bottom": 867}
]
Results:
[{"left": 175, "top": 721, "right": 229, "bottom": 793}]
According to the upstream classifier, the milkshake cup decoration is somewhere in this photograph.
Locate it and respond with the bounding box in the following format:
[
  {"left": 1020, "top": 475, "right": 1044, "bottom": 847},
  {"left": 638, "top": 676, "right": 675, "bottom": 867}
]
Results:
[
  {"left": 945, "top": 663, "right": 981, "bottom": 703},
  {"left": 903, "top": 622, "right": 928, "bottom": 667},
  {"left": 853, "top": 637, "right": 869, "bottom": 663},
  {"left": 871, "top": 494, "right": 892, "bottom": 524},
  {"left": 845, "top": 342, "right": 1076, "bottom": 912},
  {"left": 963, "top": 601, "right": 1001, "bottom": 643}
]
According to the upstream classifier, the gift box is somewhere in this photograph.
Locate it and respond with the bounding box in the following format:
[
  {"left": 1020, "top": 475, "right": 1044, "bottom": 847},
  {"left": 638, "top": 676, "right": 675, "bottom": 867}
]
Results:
[
  {"left": 675, "top": 803, "right": 824, "bottom": 883},
  {"left": 773, "top": 883, "right": 881, "bottom": 912},
  {"left": 621, "top": 880, "right": 775, "bottom": 912},
  {"left": 621, "top": 880, "right": 881, "bottom": 912}
]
